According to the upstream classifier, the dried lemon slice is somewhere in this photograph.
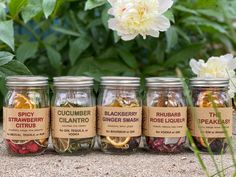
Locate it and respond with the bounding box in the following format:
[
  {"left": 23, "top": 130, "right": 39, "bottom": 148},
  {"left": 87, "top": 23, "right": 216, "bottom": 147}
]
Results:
[
  {"left": 106, "top": 137, "right": 130, "bottom": 147},
  {"left": 52, "top": 138, "right": 70, "bottom": 152},
  {"left": 13, "top": 93, "right": 36, "bottom": 109}
]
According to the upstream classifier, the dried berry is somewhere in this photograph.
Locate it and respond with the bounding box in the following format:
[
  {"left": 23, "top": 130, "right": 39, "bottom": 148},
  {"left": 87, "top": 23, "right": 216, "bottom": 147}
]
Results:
[{"left": 144, "top": 78, "right": 187, "bottom": 154}]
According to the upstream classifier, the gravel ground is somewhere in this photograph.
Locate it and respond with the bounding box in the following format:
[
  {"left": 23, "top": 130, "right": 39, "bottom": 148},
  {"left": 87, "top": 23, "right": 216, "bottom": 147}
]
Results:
[{"left": 0, "top": 124, "right": 235, "bottom": 177}]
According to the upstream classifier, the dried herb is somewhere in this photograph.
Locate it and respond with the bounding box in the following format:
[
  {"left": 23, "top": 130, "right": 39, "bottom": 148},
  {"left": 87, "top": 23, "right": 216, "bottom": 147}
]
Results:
[{"left": 52, "top": 101, "right": 94, "bottom": 154}]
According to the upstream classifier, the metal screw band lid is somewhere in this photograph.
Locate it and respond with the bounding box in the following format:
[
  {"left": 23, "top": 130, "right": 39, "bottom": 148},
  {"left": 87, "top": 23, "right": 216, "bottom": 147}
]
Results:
[
  {"left": 190, "top": 78, "right": 229, "bottom": 87},
  {"left": 146, "top": 77, "right": 183, "bottom": 87},
  {"left": 101, "top": 76, "right": 140, "bottom": 86},
  {"left": 6, "top": 76, "right": 48, "bottom": 87},
  {"left": 53, "top": 76, "right": 94, "bottom": 87}
]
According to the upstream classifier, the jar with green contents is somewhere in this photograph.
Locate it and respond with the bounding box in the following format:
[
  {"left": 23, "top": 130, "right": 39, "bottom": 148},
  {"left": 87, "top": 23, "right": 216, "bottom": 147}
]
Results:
[
  {"left": 51, "top": 77, "right": 96, "bottom": 154},
  {"left": 97, "top": 77, "right": 142, "bottom": 154}
]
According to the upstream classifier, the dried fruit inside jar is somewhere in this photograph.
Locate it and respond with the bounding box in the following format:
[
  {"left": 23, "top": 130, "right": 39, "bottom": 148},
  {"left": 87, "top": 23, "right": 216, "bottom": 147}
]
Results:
[
  {"left": 51, "top": 77, "right": 96, "bottom": 155},
  {"left": 191, "top": 89, "right": 230, "bottom": 153},
  {"left": 144, "top": 78, "right": 187, "bottom": 154},
  {"left": 97, "top": 77, "right": 142, "bottom": 154},
  {"left": 4, "top": 76, "right": 49, "bottom": 156},
  {"left": 189, "top": 78, "right": 233, "bottom": 154}
]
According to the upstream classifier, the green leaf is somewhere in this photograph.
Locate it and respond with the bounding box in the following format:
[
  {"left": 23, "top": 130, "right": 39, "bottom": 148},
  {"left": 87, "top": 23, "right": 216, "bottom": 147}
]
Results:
[
  {"left": 183, "top": 16, "right": 228, "bottom": 34},
  {"left": 164, "top": 10, "right": 175, "bottom": 23},
  {"left": 42, "top": 0, "right": 56, "bottom": 18},
  {"left": 0, "top": 52, "right": 14, "bottom": 66},
  {"left": 51, "top": 26, "right": 80, "bottom": 37},
  {"left": 0, "top": 2, "right": 6, "bottom": 20},
  {"left": 45, "top": 45, "right": 62, "bottom": 70},
  {"left": 0, "top": 60, "right": 31, "bottom": 76},
  {"left": 0, "top": 20, "right": 14, "bottom": 51},
  {"left": 164, "top": 43, "right": 203, "bottom": 67},
  {"left": 117, "top": 48, "right": 138, "bottom": 69},
  {"left": 22, "top": 0, "right": 43, "bottom": 23},
  {"left": 85, "top": 0, "right": 106, "bottom": 10},
  {"left": 174, "top": 5, "right": 199, "bottom": 15},
  {"left": 8, "top": 0, "right": 28, "bottom": 17},
  {"left": 16, "top": 42, "right": 38, "bottom": 63},
  {"left": 69, "top": 36, "right": 91, "bottom": 65},
  {"left": 165, "top": 26, "right": 178, "bottom": 52}
]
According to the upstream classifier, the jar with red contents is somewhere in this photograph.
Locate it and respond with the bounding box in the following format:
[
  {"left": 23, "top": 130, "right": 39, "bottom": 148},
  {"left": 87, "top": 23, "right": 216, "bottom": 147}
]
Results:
[
  {"left": 3, "top": 76, "right": 50, "bottom": 155},
  {"left": 143, "top": 78, "right": 187, "bottom": 153}
]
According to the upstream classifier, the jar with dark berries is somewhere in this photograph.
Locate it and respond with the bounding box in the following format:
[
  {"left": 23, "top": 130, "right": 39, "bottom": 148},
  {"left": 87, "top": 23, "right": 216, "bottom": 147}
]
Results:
[{"left": 143, "top": 78, "right": 187, "bottom": 153}]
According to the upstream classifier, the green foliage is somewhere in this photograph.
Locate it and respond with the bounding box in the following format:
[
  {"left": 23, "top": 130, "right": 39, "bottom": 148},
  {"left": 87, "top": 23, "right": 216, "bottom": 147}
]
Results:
[{"left": 0, "top": 0, "right": 235, "bottom": 93}]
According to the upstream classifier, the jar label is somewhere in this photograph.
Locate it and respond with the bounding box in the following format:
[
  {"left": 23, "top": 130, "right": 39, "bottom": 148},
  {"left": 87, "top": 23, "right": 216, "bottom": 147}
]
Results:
[
  {"left": 143, "top": 107, "right": 187, "bottom": 137},
  {"left": 51, "top": 107, "right": 96, "bottom": 138},
  {"left": 3, "top": 107, "right": 50, "bottom": 140},
  {"left": 97, "top": 106, "right": 142, "bottom": 137},
  {"left": 188, "top": 107, "right": 233, "bottom": 138}
]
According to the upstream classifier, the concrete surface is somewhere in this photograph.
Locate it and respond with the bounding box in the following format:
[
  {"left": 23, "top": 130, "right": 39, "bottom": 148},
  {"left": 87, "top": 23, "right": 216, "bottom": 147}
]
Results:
[{"left": 0, "top": 124, "right": 235, "bottom": 177}]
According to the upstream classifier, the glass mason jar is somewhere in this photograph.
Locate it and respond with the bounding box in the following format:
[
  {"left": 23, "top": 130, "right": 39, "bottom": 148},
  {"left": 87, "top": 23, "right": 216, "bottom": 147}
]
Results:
[
  {"left": 143, "top": 78, "right": 187, "bottom": 153},
  {"left": 97, "top": 77, "right": 142, "bottom": 154},
  {"left": 3, "top": 76, "right": 50, "bottom": 155},
  {"left": 189, "top": 78, "right": 233, "bottom": 154},
  {"left": 51, "top": 77, "right": 96, "bottom": 154}
]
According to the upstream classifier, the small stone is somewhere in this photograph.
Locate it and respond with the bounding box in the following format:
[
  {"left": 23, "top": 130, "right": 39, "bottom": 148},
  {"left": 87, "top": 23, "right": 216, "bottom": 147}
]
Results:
[{"left": 181, "top": 157, "right": 187, "bottom": 160}]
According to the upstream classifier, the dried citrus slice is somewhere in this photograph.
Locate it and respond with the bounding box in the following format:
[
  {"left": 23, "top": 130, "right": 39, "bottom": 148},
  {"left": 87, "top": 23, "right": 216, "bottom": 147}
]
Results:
[
  {"left": 34, "top": 139, "right": 47, "bottom": 147},
  {"left": 52, "top": 138, "right": 70, "bottom": 152},
  {"left": 106, "top": 137, "right": 130, "bottom": 147},
  {"left": 10, "top": 140, "right": 30, "bottom": 145},
  {"left": 197, "top": 137, "right": 215, "bottom": 147},
  {"left": 13, "top": 93, "right": 36, "bottom": 109}
]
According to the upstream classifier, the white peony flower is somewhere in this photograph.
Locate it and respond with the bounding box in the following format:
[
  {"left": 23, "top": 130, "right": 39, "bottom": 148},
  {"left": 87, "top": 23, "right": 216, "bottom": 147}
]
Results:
[
  {"left": 190, "top": 54, "right": 236, "bottom": 97},
  {"left": 107, "top": 0, "right": 173, "bottom": 41}
]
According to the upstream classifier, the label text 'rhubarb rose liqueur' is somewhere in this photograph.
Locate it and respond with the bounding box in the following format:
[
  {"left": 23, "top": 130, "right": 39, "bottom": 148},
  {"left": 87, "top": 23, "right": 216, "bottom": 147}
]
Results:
[{"left": 143, "top": 77, "right": 187, "bottom": 153}]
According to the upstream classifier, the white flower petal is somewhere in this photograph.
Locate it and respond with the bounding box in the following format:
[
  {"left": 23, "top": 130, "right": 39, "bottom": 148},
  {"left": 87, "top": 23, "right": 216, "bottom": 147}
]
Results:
[
  {"left": 153, "top": 16, "right": 170, "bottom": 31},
  {"left": 189, "top": 59, "right": 205, "bottom": 75},
  {"left": 121, "top": 34, "right": 137, "bottom": 41},
  {"left": 146, "top": 30, "right": 160, "bottom": 38},
  {"left": 108, "top": 19, "right": 118, "bottom": 30},
  {"left": 107, "top": 0, "right": 173, "bottom": 41},
  {"left": 157, "top": 0, "right": 173, "bottom": 14}
]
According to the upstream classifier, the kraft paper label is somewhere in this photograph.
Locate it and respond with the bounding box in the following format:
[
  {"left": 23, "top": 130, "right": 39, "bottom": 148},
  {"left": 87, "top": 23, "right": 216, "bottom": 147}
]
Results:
[
  {"left": 143, "top": 107, "right": 187, "bottom": 137},
  {"left": 51, "top": 107, "right": 96, "bottom": 138},
  {"left": 97, "top": 106, "right": 142, "bottom": 137},
  {"left": 3, "top": 107, "right": 50, "bottom": 140},
  {"left": 188, "top": 107, "right": 233, "bottom": 138}
]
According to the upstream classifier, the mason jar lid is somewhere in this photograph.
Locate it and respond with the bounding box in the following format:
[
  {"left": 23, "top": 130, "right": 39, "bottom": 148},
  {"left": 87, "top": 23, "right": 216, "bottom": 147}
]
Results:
[
  {"left": 101, "top": 76, "right": 140, "bottom": 86},
  {"left": 53, "top": 76, "right": 94, "bottom": 87},
  {"left": 190, "top": 78, "right": 229, "bottom": 87},
  {"left": 146, "top": 77, "right": 183, "bottom": 87},
  {"left": 6, "top": 76, "right": 48, "bottom": 87}
]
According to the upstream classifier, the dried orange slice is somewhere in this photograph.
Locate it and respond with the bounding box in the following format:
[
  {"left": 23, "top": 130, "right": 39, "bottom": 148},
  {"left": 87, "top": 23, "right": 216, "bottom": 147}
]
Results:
[
  {"left": 106, "top": 137, "right": 130, "bottom": 147},
  {"left": 52, "top": 138, "right": 70, "bottom": 152},
  {"left": 35, "top": 139, "right": 48, "bottom": 147},
  {"left": 13, "top": 93, "right": 35, "bottom": 109}
]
